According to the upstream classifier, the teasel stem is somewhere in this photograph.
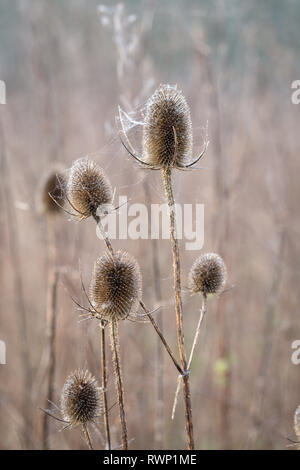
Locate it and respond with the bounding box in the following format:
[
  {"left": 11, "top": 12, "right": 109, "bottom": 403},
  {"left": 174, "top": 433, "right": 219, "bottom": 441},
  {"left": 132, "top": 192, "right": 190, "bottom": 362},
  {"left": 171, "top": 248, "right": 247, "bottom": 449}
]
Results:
[
  {"left": 82, "top": 423, "right": 93, "bottom": 450},
  {"left": 110, "top": 320, "right": 128, "bottom": 450},
  {"left": 43, "top": 216, "right": 59, "bottom": 449},
  {"left": 172, "top": 293, "right": 207, "bottom": 420},
  {"left": 139, "top": 301, "right": 183, "bottom": 375},
  {"left": 99, "top": 322, "right": 111, "bottom": 450},
  {"left": 93, "top": 213, "right": 114, "bottom": 255},
  {"left": 161, "top": 166, "right": 194, "bottom": 450},
  {"left": 92, "top": 214, "right": 183, "bottom": 376}
]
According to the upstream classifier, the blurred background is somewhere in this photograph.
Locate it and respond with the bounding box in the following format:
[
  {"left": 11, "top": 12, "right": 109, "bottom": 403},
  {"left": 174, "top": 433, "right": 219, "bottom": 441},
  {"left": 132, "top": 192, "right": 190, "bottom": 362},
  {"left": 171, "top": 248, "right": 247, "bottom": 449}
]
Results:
[{"left": 0, "top": 0, "right": 300, "bottom": 450}]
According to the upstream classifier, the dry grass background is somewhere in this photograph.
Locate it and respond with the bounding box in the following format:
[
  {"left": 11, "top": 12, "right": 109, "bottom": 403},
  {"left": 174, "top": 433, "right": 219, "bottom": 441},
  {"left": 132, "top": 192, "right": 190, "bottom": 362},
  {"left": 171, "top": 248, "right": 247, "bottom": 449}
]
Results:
[{"left": 0, "top": 0, "right": 300, "bottom": 449}]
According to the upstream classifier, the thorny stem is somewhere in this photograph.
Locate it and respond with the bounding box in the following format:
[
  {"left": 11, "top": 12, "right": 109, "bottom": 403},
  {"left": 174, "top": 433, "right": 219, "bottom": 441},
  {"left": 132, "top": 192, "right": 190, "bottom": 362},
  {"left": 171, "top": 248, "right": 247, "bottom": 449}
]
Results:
[
  {"left": 187, "top": 294, "right": 207, "bottom": 371},
  {"left": 161, "top": 167, "right": 194, "bottom": 450},
  {"left": 110, "top": 321, "right": 128, "bottom": 450},
  {"left": 100, "top": 323, "right": 111, "bottom": 450},
  {"left": 93, "top": 213, "right": 114, "bottom": 255},
  {"left": 82, "top": 423, "right": 93, "bottom": 450},
  {"left": 172, "top": 293, "right": 207, "bottom": 420},
  {"left": 139, "top": 301, "right": 183, "bottom": 375}
]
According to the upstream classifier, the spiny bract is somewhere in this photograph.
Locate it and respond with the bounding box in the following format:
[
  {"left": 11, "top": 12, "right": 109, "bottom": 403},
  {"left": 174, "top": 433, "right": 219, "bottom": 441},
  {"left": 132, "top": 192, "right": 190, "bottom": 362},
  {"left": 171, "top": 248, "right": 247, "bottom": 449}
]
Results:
[
  {"left": 37, "top": 168, "right": 65, "bottom": 215},
  {"left": 60, "top": 370, "right": 102, "bottom": 426},
  {"left": 143, "top": 84, "right": 193, "bottom": 168},
  {"left": 67, "top": 157, "right": 113, "bottom": 219},
  {"left": 90, "top": 250, "right": 142, "bottom": 321},
  {"left": 189, "top": 253, "right": 227, "bottom": 295}
]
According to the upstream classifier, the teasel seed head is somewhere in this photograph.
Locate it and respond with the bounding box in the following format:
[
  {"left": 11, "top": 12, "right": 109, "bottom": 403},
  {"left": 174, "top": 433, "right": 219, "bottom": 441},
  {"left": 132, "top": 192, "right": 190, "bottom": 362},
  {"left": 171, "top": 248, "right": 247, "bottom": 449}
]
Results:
[
  {"left": 90, "top": 250, "right": 142, "bottom": 322},
  {"left": 67, "top": 157, "right": 113, "bottom": 220},
  {"left": 60, "top": 370, "right": 102, "bottom": 426},
  {"left": 37, "top": 167, "right": 65, "bottom": 215},
  {"left": 189, "top": 253, "right": 227, "bottom": 295},
  {"left": 294, "top": 405, "right": 300, "bottom": 441},
  {"left": 143, "top": 84, "right": 193, "bottom": 168}
]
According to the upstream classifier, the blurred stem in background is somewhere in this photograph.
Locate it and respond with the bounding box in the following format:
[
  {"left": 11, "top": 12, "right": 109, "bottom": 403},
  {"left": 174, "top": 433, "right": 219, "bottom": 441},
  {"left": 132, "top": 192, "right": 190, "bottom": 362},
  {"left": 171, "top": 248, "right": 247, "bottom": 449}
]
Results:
[
  {"left": 192, "top": 35, "right": 233, "bottom": 449},
  {"left": 143, "top": 179, "right": 164, "bottom": 449},
  {"left": 249, "top": 230, "right": 285, "bottom": 448},
  {"left": 0, "top": 114, "right": 32, "bottom": 449},
  {"left": 42, "top": 216, "right": 59, "bottom": 449}
]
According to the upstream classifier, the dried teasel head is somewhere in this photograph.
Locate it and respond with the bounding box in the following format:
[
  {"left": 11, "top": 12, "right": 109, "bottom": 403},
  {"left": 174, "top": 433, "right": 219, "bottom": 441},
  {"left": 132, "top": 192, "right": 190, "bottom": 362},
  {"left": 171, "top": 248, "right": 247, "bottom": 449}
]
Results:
[
  {"left": 60, "top": 370, "right": 102, "bottom": 426},
  {"left": 189, "top": 253, "right": 227, "bottom": 296},
  {"left": 36, "top": 167, "right": 65, "bottom": 215},
  {"left": 89, "top": 250, "right": 142, "bottom": 322},
  {"left": 294, "top": 405, "right": 300, "bottom": 441},
  {"left": 67, "top": 157, "right": 113, "bottom": 220},
  {"left": 143, "top": 84, "right": 193, "bottom": 168}
]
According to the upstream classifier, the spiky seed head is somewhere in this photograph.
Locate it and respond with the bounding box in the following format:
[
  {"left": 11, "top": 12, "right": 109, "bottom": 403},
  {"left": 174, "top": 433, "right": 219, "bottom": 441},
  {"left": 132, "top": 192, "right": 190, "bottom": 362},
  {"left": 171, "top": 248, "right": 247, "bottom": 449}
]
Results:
[
  {"left": 189, "top": 253, "right": 227, "bottom": 295},
  {"left": 67, "top": 157, "right": 113, "bottom": 220},
  {"left": 90, "top": 250, "right": 142, "bottom": 322},
  {"left": 143, "top": 84, "right": 193, "bottom": 168},
  {"left": 37, "top": 168, "right": 65, "bottom": 215},
  {"left": 60, "top": 370, "right": 102, "bottom": 426},
  {"left": 295, "top": 405, "right": 300, "bottom": 440}
]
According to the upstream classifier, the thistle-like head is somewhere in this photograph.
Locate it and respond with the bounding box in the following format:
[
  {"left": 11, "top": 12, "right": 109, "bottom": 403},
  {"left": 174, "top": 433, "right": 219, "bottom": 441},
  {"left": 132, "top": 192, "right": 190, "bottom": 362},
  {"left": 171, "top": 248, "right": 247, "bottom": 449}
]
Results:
[
  {"left": 143, "top": 84, "right": 193, "bottom": 169},
  {"left": 67, "top": 157, "right": 113, "bottom": 220},
  {"left": 89, "top": 250, "right": 142, "bottom": 321},
  {"left": 189, "top": 253, "right": 227, "bottom": 296},
  {"left": 60, "top": 370, "right": 102, "bottom": 426}
]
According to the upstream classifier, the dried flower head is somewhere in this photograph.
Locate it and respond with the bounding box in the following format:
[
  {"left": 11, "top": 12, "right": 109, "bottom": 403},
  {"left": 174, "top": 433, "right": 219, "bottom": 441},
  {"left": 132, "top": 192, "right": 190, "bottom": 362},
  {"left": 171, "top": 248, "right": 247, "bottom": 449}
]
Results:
[
  {"left": 90, "top": 250, "right": 142, "bottom": 322},
  {"left": 189, "top": 253, "right": 227, "bottom": 295},
  {"left": 67, "top": 157, "right": 113, "bottom": 220},
  {"left": 295, "top": 405, "right": 300, "bottom": 441},
  {"left": 60, "top": 370, "right": 102, "bottom": 426},
  {"left": 37, "top": 167, "right": 65, "bottom": 215},
  {"left": 143, "top": 84, "right": 193, "bottom": 168}
]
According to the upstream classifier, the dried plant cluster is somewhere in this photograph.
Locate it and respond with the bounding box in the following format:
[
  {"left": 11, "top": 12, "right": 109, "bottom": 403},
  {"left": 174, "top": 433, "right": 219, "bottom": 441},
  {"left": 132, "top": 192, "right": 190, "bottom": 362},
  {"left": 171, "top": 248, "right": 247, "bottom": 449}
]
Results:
[
  {"left": 189, "top": 253, "right": 227, "bottom": 295},
  {"left": 67, "top": 157, "right": 113, "bottom": 219},
  {"left": 90, "top": 251, "right": 142, "bottom": 322},
  {"left": 2, "top": 1, "right": 298, "bottom": 452},
  {"left": 119, "top": 83, "right": 226, "bottom": 450},
  {"left": 60, "top": 370, "right": 102, "bottom": 426},
  {"left": 40, "top": 83, "right": 229, "bottom": 451}
]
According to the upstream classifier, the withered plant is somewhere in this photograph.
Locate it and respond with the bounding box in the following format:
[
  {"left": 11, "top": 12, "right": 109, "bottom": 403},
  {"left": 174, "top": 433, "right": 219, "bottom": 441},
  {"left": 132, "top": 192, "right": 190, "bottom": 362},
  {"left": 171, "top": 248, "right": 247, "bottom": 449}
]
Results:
[
  {"left": 63, "top": 156, "right": 185, "bottom": 450},
  {"left": 119, "top": 83, "right": 208, "bottom": 449},
  {"left": 172, "top": 253, "right": 227, "bottom": 419}
]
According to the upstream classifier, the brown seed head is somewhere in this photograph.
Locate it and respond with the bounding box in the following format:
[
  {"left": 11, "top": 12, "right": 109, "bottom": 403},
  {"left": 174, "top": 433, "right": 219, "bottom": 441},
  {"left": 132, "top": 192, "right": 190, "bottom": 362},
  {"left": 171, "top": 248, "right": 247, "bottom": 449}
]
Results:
[
  {"left": 189, "top": 253, "right": 227, "bottom": 295},
  {"left": 60, "top": 370, "right": 102, "bottom": 426},
  {"left": 37, "top": 168, "right": 65, "bottom": 215},
  {"left": 90, "top": 250, "right": 142, "bottom": 321},
  {"left": 67, "top": 157, "right": 113, "bottom": 219},
  {"left": 143, "top": 84, "right": 193, "bottom": 168},
  {"left": 295, "top": 405, "right": 300, "bottom": 440}
]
